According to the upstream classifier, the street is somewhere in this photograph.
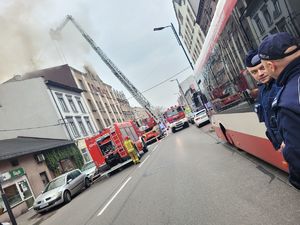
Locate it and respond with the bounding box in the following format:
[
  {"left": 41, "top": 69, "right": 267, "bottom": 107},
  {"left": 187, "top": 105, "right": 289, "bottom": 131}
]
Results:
[{"left": 18, "top": 124, "right": 300, "bottom": 225}]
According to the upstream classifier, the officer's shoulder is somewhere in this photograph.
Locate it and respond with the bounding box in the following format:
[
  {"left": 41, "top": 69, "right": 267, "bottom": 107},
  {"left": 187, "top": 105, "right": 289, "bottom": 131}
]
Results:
[{"left": 278, "top": 75, "right": 300, "bottom": 108}]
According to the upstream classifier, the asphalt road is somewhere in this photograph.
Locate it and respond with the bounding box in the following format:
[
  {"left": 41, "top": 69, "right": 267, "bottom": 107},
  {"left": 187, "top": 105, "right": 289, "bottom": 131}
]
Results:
[{"left": 20, "top": 125, "right": 300, "bottom": 225}]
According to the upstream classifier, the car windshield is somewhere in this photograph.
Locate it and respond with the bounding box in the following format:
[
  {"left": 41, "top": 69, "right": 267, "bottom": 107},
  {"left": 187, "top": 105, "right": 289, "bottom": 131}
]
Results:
[
  {"left": 165, "top": 107, "right": 183, "bottom": 117},
  {"left": 44, "top": 176, "right": 66, "bottom": 192},
  {"left": 81, "top": 161, "right": 95, "bottom": 171},
  {"left": 195, "top": 110, "right": 206, "bottom": 116}
]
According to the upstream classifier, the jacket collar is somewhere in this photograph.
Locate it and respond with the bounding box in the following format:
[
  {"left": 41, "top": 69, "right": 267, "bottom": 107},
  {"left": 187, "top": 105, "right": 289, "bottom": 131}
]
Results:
[{"left": 277, "top": 56, "right": 300, "bottom": 86}]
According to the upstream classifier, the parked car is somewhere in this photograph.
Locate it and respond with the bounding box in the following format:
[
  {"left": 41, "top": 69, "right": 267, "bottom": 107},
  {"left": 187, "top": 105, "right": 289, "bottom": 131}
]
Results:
[
  {"left": 81, "top": 161, "right": 100, "bottom": 181},
  {"left": 33, "top": 169, "right": 90, "bottom": 213},
  {"left": 193, "top": 109, "right": 210, "bottom": 127}
]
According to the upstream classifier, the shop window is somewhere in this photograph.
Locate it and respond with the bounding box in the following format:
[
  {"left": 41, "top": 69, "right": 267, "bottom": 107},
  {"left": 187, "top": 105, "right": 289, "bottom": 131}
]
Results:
[{"left": 4, "top": 184, "right": 22, "bottom": 207}]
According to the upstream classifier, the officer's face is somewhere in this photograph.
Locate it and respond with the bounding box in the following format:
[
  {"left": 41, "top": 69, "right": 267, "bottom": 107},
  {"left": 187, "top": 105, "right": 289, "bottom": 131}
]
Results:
[
  {"left": 247, "top": 63, "right": 272, "bottom": 84},
  {"left": 261, "top": 60, "right": 278, "bottom": 79}
]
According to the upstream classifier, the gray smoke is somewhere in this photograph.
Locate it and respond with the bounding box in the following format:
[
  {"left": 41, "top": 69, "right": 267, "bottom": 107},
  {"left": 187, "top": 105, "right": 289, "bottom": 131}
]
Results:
[{"left": 0, "top": 0, "right": 93, "bottom": 83}]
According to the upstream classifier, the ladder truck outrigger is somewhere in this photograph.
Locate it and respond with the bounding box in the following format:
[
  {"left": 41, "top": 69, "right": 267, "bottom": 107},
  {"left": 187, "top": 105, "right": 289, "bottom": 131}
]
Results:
[{"left": 50, "top": 15, "right": 159, "bottom": 122}]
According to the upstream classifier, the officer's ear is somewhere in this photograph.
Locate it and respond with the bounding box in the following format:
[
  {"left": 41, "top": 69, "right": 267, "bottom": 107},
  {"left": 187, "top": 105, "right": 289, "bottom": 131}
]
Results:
[{"left": 269, "top": 61, "right": 276, "bottom": 73}]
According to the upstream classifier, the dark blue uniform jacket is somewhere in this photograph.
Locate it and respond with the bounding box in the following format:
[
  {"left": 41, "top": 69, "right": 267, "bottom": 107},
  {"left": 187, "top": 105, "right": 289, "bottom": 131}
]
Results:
[
  {"left": 272, "top": 56, "right": 300, "bottom": 189},
  {"left": 255, "top": 80, "right": 283, "bottom": 149}
]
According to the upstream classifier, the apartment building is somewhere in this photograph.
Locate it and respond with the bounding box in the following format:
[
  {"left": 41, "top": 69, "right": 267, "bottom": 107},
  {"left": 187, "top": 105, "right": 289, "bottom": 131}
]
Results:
[
  {"left": 70, "top": 65, "right": 127, "bottom": 131},
  {"left": 173, "top": 0, "right": 206, "bottom": 64},
  {"left": 0, "top": 66, "right": 97, "bottom": 162},
  {"left": 114, "top": 90, "right": 135, "bottom": 121}
]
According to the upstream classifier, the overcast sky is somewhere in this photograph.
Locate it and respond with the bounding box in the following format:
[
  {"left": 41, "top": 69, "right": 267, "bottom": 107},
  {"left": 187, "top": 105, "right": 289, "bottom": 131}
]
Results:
[{"left": 0, "top": 0, "right": 194, "bottom": 108}]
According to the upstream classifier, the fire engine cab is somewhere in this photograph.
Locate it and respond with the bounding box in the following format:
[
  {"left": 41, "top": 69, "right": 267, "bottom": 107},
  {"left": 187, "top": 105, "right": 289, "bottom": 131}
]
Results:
[
  {"left": 85, "top": 121, "right": 148, "bottom": 170},
  {"left": 163, "top": 106, "right": 189, "bottom": 133}
]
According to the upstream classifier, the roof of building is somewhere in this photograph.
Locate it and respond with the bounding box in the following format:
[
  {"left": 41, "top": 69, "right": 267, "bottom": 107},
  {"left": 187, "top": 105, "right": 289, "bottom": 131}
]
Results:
[
  {"left": 24, "top": 64, "right": 79, "bottom": 90},
  {"left": 0, "top": 136, "right": 74, "bottom": 160}
]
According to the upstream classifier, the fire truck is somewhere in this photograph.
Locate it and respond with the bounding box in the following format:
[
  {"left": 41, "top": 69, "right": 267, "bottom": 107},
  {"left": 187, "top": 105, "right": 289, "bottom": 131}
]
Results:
[
  {"left": 85, "top": 121, "right": 148, "bottom": 170},
  {"left": 163, "top": 105, "right": 189, "bottom": 133}
]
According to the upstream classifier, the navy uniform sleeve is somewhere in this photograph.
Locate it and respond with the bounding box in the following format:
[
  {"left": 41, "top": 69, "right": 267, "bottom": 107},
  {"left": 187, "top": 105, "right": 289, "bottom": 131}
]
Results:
[{"left": 276, "top": 75, "right": 300, "bottom": 171}]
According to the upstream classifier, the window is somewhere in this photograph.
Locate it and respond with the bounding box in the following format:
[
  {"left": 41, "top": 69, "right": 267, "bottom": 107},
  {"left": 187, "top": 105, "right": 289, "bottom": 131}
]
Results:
[
  {"left": 66, "top": 117, "right": 80, "bottom": 138},
  {"left": 78, "top": 79, "right": 86, "bottom": 90},
  {"left": 262, "top": 7, "right": 272, "bottom": 26},
  {"left": 81, "top": 148, "right": 91, "bottom": 162},
  {"left": 77, "top": 99, "right": 86, "bottom": 113},
  {"left": 71, "top": 170, "right": 81, "bottom": 178},
  {"left": 105, "top": 103, "right": 111, "bottom": 113},
  {"left": 57, "top": 95, "right": 69, "bottom": 112},
  {"left": 68, "top": 97, "right": 78, "bottom": 113},
  {"left": 96, "top": 119, "right": 104, "bottom": 130},
  {"left": 10, "top": 159, "right": 19, "bottom": 166},
  {"left": 4, "top": 184, "right": 22, "bottom": 207},
  {"left": 254, "top": 15, "right": 265, "bottom": 34},
  {"left": 273, "top": 0, "right": 281, "bottom": 18},
  {"left": 84, "top": 117, "right": 94, "bottom": 133},
  {"left": 76, "top": 117, "right": 88, "bottom": 136},
  {"left": 40, "top": 172, "right": 49, "bottom": 187},
  {"left": 1, "top": 179, "right": 34, "bottom": 211},
  {"left": 87, "top": 99, "right": 96, "bottom": 111}
]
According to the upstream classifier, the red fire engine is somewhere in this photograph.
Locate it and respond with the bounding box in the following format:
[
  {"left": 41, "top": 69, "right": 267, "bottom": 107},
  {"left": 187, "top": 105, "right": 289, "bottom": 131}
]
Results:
[
  {"left": 163, "top": 105, "right": 189, "bottom": 133},
  {"left": 85, "top": 121, "right": 148, "bottom": 170}
]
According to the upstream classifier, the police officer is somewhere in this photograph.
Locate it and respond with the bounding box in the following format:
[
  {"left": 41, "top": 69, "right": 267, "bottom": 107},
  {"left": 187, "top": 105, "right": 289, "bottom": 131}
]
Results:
[
  {"left": 244, "top": 50, "right": 283, "bottom": 151},
  {"left": 259, "top": 32, "right": 300, "bottom": 190}
]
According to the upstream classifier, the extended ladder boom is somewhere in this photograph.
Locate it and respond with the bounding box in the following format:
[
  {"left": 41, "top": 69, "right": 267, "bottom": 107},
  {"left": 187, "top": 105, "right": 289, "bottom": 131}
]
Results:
[{"left": 50, "top": 15, "right": 158, "bottom": 121}]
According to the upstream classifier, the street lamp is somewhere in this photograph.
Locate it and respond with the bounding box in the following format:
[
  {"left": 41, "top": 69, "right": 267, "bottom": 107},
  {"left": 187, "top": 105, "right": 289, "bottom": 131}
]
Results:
[
  {"left": 170, "top": 78, "right": 192, "bottom": 110},
  {"left": 154, "top": 23, "right": 194, "bottom": 70}
]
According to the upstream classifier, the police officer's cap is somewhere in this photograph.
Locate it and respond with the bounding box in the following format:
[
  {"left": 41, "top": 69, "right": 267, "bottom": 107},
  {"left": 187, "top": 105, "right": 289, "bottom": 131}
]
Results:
[
  {"left": 258, "top": 32, "right": 299, "bottom": 60},
  {"left": 245, "top": 49, "right": 261, "bottom": 67}
]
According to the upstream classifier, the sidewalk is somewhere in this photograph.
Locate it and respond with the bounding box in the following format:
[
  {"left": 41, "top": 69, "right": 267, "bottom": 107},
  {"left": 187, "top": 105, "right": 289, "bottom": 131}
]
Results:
[{"left": 16, "top": 208, "right": 56, "bottom": 225}]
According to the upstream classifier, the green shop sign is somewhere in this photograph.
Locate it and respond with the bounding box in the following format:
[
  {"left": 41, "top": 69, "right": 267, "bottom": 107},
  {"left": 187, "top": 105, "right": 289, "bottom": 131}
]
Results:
[{"left": 9, "top": 168, "right": 25, "bottom": 178}]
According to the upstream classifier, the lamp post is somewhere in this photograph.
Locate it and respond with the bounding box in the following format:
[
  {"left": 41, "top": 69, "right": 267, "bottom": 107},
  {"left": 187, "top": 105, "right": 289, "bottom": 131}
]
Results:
[
  {"left": 154, "top": 23, "right": 194, "bottom": 70},
  {"left": 0, "top": 174, "right": 17, "bottom": 225}
]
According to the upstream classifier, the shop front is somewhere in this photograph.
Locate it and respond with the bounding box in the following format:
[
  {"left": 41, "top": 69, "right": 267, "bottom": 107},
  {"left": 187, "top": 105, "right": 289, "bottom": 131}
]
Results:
[{"left": 0, "top": 168, "right": 34, "bottom": 219}]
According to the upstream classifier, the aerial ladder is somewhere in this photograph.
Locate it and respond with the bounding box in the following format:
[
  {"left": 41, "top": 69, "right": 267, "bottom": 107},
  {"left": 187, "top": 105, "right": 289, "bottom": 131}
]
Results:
[{"left": 50, "top": 15, "right": 158, "bottom": 121}]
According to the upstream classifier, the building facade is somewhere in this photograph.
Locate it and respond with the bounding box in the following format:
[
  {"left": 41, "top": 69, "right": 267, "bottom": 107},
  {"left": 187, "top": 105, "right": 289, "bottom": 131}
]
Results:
[
  {"left": 70, "top": 65, "right": 127, "bottom": 131},
  {"left": 241, "top": 0, "right": 300, "bottom": 47},
  {"left": 132, "top": 107, "right": 148, "bottom": 126},
  {"left": 0, "top": 72, "right": 96, "bottom": 162},
  {"left": 173, "top": 0, "right": 206, "bottom": 64}
]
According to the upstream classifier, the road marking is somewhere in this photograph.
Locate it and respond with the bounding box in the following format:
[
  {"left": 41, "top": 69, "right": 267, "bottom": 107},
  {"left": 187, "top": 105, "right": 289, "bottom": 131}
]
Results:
[
  {"left": 152, "top": 145, "right": 159, "bottom": 152},
  {"left": 97, "top": 176, "right": 132, "bottom": 217},
  {"left": 138, "top": 155, "right": 150, "bottom": 168}
]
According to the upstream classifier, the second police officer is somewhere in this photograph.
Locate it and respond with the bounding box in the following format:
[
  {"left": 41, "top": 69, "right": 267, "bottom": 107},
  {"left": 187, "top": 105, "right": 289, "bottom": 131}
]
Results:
[
  {"left": 244, "top": 50, "right": 283, "bottom": 151},
  {"left": 259, "top": 32, "right": 300, "bottom": 190}
]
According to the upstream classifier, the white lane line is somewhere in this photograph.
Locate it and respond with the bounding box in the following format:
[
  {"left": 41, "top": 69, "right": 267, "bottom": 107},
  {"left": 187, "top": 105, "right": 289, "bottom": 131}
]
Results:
[
  {"left": 138, "top": 155, "right": 151, "bottom": 168},
  {"left": 97, "top": 176, "right": 132, "bottom": 217},
  {"left": 152, "top": 145, "right": 159, "bottom": 152}
]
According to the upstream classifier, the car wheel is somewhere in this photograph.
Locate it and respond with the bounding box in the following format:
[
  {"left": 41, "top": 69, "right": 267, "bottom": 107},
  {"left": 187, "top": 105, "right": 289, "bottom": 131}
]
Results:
[
  {"left": 63, "top": 191, "right": 71, "bottom": 204},
  {"left": 185, "top": 122, "right": 190, "bottom": 128},
  {"left": 85, "top": 178, "right": 91, "bottom": 188},
  {"left": 172, "top": 128, "right": 176, "bottom": 133}
]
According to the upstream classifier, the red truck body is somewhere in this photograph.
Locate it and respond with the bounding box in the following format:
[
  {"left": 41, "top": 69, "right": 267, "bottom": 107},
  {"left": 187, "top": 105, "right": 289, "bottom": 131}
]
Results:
[{"left": 85, "top": 121, "right": 145, "bottom": 170}]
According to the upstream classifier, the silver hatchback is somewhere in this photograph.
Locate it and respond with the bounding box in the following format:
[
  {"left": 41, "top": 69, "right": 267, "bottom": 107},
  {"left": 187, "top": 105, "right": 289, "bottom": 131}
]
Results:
[{"left": 33, "top": 169, "right": 91, "bottom": 213}]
